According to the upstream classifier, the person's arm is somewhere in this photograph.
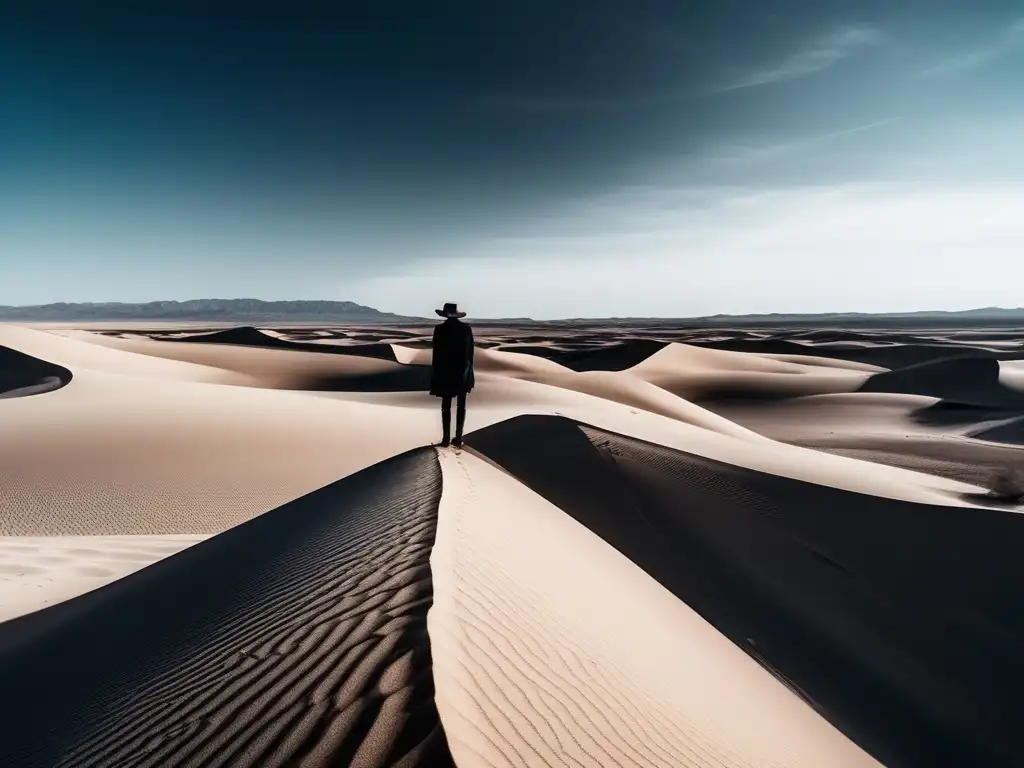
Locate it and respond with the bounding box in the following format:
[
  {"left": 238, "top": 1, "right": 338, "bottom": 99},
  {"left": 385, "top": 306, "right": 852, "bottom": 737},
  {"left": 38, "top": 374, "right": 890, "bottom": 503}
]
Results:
[
  {"left": 431, "top": 325, "right": 440, "bottom": 370},
  {"left": 466, "top": 325, "right": 475, "bottom": 370}
]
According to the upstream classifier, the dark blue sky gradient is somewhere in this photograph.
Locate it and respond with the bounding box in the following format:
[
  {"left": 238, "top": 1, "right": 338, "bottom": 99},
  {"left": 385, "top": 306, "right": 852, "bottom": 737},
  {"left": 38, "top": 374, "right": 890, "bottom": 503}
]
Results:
[{"left": 1, "top": 1, "right": 1022, "bottom": 316}]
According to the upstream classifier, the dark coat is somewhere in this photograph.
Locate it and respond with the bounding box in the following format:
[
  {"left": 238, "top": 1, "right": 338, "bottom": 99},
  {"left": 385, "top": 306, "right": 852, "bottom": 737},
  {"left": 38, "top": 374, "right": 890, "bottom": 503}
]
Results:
[{"left": 430, "top": 318, "right": 475, "bottom": 396}]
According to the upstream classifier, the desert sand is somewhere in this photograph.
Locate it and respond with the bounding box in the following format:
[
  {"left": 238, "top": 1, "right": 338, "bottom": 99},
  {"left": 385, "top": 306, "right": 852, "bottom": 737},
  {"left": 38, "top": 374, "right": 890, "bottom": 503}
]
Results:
[{"left": 2, "top": 320, "right": 1024, "bottom": 766}]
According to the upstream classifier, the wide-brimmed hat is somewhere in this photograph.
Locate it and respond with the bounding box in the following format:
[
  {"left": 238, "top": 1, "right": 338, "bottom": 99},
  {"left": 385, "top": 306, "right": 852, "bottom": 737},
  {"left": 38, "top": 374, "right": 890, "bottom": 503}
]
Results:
[{"left": 435, "top": 302, "right": 466, "bottom": 318}]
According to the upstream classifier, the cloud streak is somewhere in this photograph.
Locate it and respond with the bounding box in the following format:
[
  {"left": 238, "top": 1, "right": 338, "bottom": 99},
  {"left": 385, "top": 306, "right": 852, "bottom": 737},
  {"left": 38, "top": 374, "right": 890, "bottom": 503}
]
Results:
[
  {"left": 922, "top": 18, "right": 1024, "bottom": 77},
  {"left": 706, "top": 117, "right": 902, "bottom": 165},
  {"left": 717, "top": 24, "right": 882, "bottom": 92},
  {"left": 351, "top": 183, "right": 1024, "bottom": 319}
]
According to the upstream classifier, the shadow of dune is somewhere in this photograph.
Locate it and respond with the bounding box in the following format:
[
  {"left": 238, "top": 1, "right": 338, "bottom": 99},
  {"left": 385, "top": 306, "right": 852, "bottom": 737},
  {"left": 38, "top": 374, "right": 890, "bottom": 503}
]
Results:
[
  {"left": 466, "top": 415, "right": 1024, "bottom": 768},
  {"left": 296, "top": 365, "right": 432, "bottom": 393},
  {"left": 690, "top": 337, "right": 1007, "bottom": 370},
  {"left": 503, "top": 339, "right": 667, "bottom": 371},
  {"left": 161, "top": 326, "right": 400, "bottom": 362},
  {"left": 861, "top": 356, "right": 1024, "bottom": 408},
  {"left": 0, "top": 346, "right": 73, "bottom": 399},
  {"left": 0, "top": 448, "right": 454, "bottom": 768}
]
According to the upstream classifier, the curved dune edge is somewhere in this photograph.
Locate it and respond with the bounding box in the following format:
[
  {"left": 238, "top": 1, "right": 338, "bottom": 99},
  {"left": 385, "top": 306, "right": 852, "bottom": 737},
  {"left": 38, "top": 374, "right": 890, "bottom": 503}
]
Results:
[
  {"left": 0, "top": 535, "right": 206, "bottom": 623},
  {"left": 626, "top": 343, "right": 874, "bottom": 401},
  {"left": 69, "top": 329, "right": 429, "bottom": 391},
  {"left": 321, "top": 372, "right": 983, "bottom": 506},
  {"left": 708, "top": 392, "right": 944, "bottom": 443},
  {"left": 465, "top": 416, "right": 1024, "bottom": 767},
  {"left": 0, "top": 449, "right": 454, "bottom": 768},
  {"left": 0, "top": 349, "right": 983, "bottom": 541},
  {"left": 0, "top": 345, "right": 73, "bottom": 399},
  {"left": 490, "top": 338, "right": 670, "bottom": 371},
  {"left": 462, "top": 376, "right": 985, "bottom": 505},
  {"left": 155, "top": 325, "right": 401, "bottom": 362},
  {"left": 428, "top": 448, "right": 878, "bottom": 767},
  {"left": 0, "top": 365, "right": 446, "bottom": 536},
  {"left": 0, "top": 326, "right": 246, "bottom": 384},
  {"left": 0, "top": 326, "right": 989, "bottom": 542},
  {"left": 692, "top": 336, "right": 1013, "bottom": 370},
  {"left": 861, "top": 356, "right": 1024, "bottom": 408},
  {"left": 392, "top": 343, "right": 839, "bottom": 441},
  {"left": 0, "top": 374, "right": 69, "bottom": 399}
]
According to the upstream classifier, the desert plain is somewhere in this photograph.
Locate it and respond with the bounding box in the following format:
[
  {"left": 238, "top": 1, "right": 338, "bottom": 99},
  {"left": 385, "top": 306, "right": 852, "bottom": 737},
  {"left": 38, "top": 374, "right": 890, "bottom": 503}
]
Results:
[{"left": 1, "top": 320, "right": 1023, "bottom": 767}]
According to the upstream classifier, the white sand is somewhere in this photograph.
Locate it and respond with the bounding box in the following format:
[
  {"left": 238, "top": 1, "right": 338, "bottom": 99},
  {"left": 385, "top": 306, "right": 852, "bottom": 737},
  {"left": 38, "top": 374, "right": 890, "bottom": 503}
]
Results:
[
  {"left": 0, "top": 535, "right": 206, "bottom": 622},
  {"left": 429, "top": 449, "right": 879, "bottom": 767},
  {"left": 2, "top": 322, "right": 1013, "bottom": 764},
  {"left": 0, "top": 324, "right": 991, "bottom": 625},
  {"left": 626, "top": 342, "right": 876, "bottom": 400}
]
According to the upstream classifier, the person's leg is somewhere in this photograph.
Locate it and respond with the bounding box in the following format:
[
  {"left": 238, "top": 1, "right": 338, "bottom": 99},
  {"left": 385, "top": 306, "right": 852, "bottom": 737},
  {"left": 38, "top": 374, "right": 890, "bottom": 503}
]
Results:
[
  {"left": 440, "top": 395, "right": 453, "bottom": 446},
  {"left": 453, "top": 391, "right": 467, "bottom": 446}
]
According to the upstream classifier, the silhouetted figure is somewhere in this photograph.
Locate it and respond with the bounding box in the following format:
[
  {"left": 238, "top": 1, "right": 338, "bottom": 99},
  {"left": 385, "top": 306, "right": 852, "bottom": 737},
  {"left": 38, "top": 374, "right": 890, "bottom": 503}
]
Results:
[{"left": 430, "top": 302, "right": 475, "bottom": 448}]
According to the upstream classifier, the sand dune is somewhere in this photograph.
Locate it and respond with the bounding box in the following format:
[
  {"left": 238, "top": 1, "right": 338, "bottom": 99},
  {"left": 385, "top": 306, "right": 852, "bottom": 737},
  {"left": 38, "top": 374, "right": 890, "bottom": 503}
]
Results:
[
  {"left": 710, "top": 392, "right": 942, "bottom": 443},
  {"left": 969, "top": 416, "right": 1024, "bottom": 445},
  {"left": 998, "top": 359, "right": 1024, "bottom": 391},
  {"left": 69, "top": 330, "right": 430, "bottom": 391},
  {"left": 393, "top": 343, "right": 770, "bottom": 439},
  {"left": 692, "top": 335, "right": 1011, "bottom": 370},
  {"left": 0, "top": 344, "right": 72, "bottom": 399},
  {"left": 3, "top": 321, "right": 1023, "bottom": 767},
  {"left": 160, "top": 325, "right": 401, "bottom": 361},
  {"left": 429, "top": 447, "right": 877, "bottom": 767},
  {"left": 0, "top": 535, "right": 205, "bottom": 622},
  {"left": 466, "top": 415, "right": 1024, "bottom": 767},
  {"left": 151, "top": 323, "right": 403, "bottom": 362},
  {"left": 861, "top": 356, "right": 1024, "bottom": 407},
  {"left": 0, "top": 449, "right": 453, "bottom": 768},
  {"left": 499, "top": 338, "right": 668, "bottom": 370},
  {"left": 0, "top": 365, "right": 443, "bottom": 535},
  {"left": 0, "top": 326, "right": 244, "bottom": 384},
  {"left": 626, "top": 342, "right": 876, "bottom": 401}
]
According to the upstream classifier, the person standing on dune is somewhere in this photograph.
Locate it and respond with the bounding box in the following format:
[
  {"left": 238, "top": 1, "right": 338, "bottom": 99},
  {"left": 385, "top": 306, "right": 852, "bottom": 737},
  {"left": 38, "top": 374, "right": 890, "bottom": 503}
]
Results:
[{"left": 431, "top": 302, "right": 475, "bottom": 448}]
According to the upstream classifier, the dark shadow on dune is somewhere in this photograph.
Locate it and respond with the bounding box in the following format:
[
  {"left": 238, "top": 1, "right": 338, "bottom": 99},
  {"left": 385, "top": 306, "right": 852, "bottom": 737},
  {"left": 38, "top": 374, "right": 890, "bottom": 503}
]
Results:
[
  {"left": 690, "top": 336, "right": 1006, "bottom": 370},
  {"left": 161, "top": 326, "right": 401, "bottom": 361},
  {"left": 787, "top": 329, "right": 879, "bottom": 344},
  {"left": 0, "top": 346, "right": 72, "bottom": 399},
  {"left": 912, "top": 400, "right": 1024, "bottom": 447},
  {"left": 298, "top": 366, "right": 432, "bottom": 393},
  {"left": 0, "top": 449, "right": 454, "bottom": 768},
  {"left": 861, "top": 356, "right": 1024, "bottom": 408},
  {"left": 466, "top": 415, "right": 1024, "bottom": 768},
  {"left": 912, "top": 400, "right": 1017, "bottom": 429},
  {"left": 969, "top": 416, "right": 1024, "bottom": 446},
  {"left": 501, "top": 339, "right": 666, "bottom": 371}
]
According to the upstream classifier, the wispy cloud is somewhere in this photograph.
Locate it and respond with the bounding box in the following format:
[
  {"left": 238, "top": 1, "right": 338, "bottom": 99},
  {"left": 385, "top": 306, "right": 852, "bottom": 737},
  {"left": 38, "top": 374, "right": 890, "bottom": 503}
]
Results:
[
  {"left": 352, "top": 183, "right": 1024, "bottom": 319},
  {"left": 922, "top": 18, "right": 1024, "bottom": 77},
  {"left": 707, "top": 117, "right": 901, "bottom": 165},
  {"left": 717, "top": 24, "right": 882, "bottom": 92}
]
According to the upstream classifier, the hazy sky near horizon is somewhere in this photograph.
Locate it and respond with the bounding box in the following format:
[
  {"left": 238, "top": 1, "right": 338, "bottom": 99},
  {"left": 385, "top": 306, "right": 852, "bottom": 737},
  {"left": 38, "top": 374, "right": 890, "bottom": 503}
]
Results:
[{"left": 2, "top": 1, "right": 1022, "bottom": 319}]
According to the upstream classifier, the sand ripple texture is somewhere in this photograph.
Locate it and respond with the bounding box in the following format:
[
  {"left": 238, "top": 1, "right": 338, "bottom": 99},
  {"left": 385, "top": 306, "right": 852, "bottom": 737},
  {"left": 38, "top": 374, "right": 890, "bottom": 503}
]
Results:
[
  {"left": 467, "top": 415, "right": 1024, "bottom": 768},
  {"left": 429, "top": 447, "right": 875, "bottom": 768},
  {"left": 0, "top": 449, "right": 454, "bottom": 768}
]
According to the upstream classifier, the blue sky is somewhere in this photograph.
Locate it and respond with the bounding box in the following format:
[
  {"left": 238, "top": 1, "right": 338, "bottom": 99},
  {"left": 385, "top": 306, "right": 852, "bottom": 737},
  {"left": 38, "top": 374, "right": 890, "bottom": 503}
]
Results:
[{"left": 1, "top": 1, "right": 1022, "bottom": 318}]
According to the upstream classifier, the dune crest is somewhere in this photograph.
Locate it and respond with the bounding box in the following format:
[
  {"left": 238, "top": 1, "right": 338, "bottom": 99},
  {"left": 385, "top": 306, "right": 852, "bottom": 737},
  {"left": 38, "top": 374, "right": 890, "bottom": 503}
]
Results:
[
  {"left": 627, "top": 342, "right": 875, "bottom": 401},
  {"left": 429, "top": 448, "right": 877, "bottom": 767},
  {"left": 0, "top": 326, "right": 243, "bottom": 383},
  {"left": 4, "top": 320, "right": 1023, "bottom": 766},
  {"left": 466, "top": 415, "right": 1024, "bottom": 767},
  {"left": 0, "top": 449, "right": 453, "bottom": 767},
  {"left": 0, "top": 345, "right": 72, "bottom": 399},
  {"left": 0, "top": 535, "right": 206, "bottom": 622}
]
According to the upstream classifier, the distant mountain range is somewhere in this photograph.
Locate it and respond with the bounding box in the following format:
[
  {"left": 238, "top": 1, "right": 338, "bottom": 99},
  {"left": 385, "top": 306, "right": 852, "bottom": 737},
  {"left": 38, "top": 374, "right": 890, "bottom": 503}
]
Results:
[
  {"left": 0, "top": 300, "right": 423, "bottom": 323},
  {"left": 2, "top": 300, "right": 1024, "bottom": 327},
  {"left": 554, "top": 307, "right": 1024, "bottom": 328}
]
